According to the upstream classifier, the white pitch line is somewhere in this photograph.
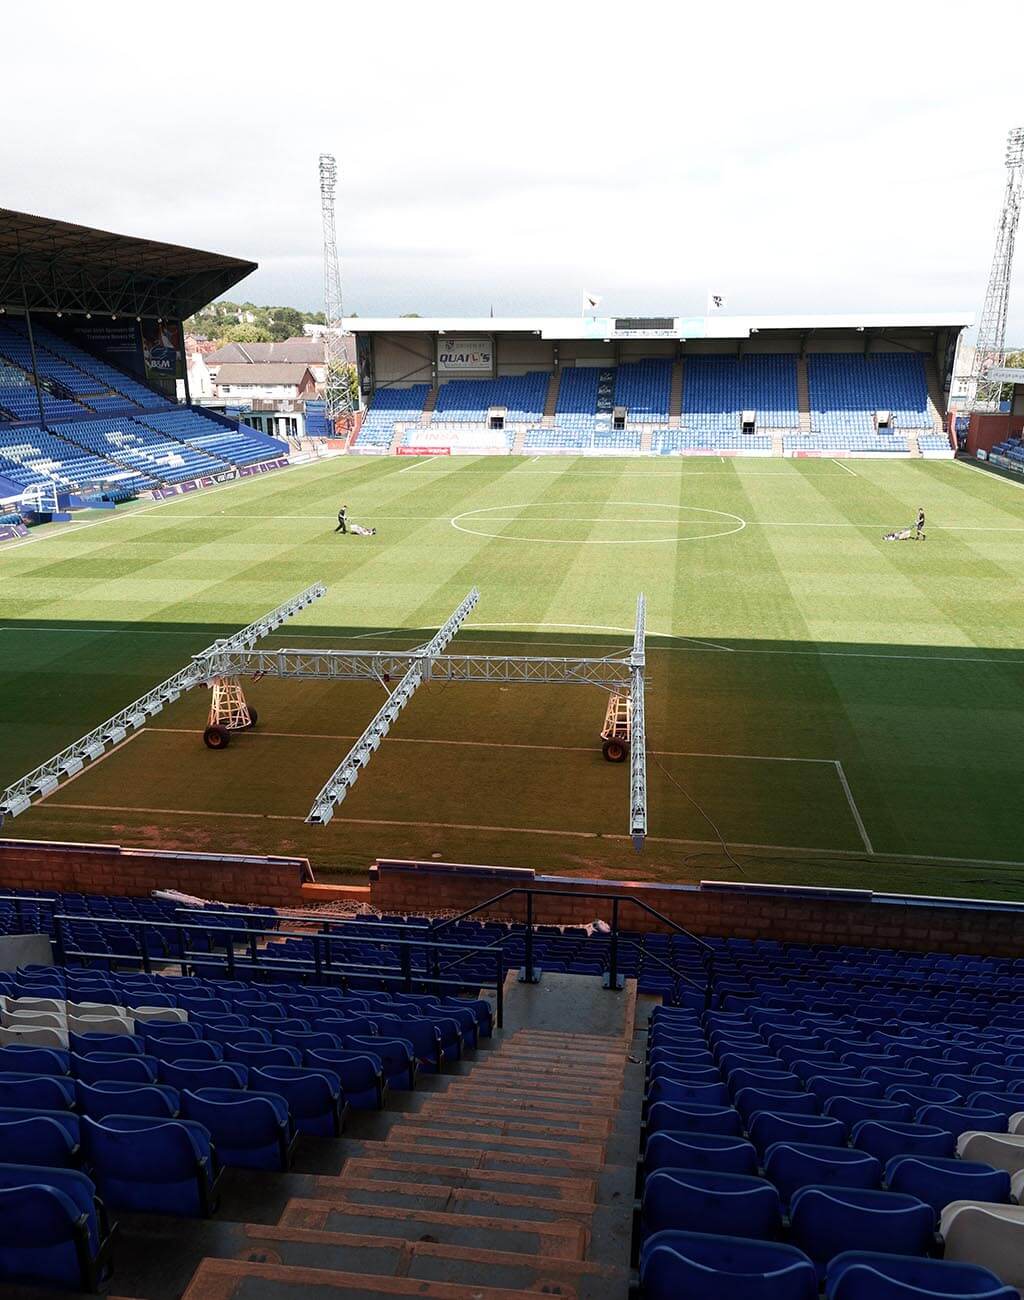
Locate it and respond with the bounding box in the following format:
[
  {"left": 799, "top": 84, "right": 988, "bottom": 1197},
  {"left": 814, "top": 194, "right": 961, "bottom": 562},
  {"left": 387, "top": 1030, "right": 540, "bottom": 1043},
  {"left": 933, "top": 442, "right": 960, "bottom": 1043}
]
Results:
[
  {"left": 0, "top": 455, "right": 360, "bottom": 554},
  {"left": 955, "top": 459, "right": 1024, "bottom": 492},
  {"left": 28, "top": 731, "right": 144, "bottom": 805},
  {"left": 834, "top": 760, "right": 874, "bottom": 855},
  {"left": 832, "top": 458, "right": 859, "bottom": 477}
]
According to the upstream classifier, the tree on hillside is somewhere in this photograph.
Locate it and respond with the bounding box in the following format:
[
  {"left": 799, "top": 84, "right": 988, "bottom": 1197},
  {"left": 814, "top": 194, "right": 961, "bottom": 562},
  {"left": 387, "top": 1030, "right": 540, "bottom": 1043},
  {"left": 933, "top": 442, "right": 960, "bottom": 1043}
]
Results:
[{"left": 220, "top": 323, "right": 272, "bottom": 344}]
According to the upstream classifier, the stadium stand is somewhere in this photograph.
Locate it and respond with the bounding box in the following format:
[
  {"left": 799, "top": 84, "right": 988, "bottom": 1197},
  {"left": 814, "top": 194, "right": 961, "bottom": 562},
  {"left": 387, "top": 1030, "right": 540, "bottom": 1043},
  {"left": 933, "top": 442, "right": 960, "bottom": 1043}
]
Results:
[
  {"left": 356, "top": 384, "right": 430, "bottom": 447},
  {"left": 683, "top": 354, "right": 800, "bottom": 432},
  {"left": 433, "top": 371, "right": 549, "bottom": 424},
  {"left": 0, "top": 887, "right": 1023, "bottom": 1293},
  {"left": 51, "top": 418, "right": 230, "bottom": 485},
  {"left": 783, "top": 432, "right": 910, "bottom": 454},
  {"left": 614, "top": 358, "right": 673, "bottom": 424},
  {"left": 653, "top": 430, "right": 775, "bottom": 453},
  {"left": 0, "top": 426, "right": 156, "bottom": 493},
  {"left": 9, "top": 319, "right": 174, "bottom": 412},
  {"left": 808, "top": 353, "right": 932, "bottom": 433},
  {"left": 555, "top": 364, "right": 602, "bottom": 432},
  {"left": 136, "top": 407, "right": 286, "bottom": 465}
]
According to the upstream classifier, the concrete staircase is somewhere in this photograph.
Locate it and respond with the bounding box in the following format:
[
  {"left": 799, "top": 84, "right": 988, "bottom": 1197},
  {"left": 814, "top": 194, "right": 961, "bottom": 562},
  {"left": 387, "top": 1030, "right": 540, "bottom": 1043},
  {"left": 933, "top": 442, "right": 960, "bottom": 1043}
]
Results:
[
  {"left": 796, "top": 357, "right": 812, "bottom": 433},
  {"left": 512, "top": 428, "right": 529, "bottom": 455},
  {"left": 907, "top": 432, "right": 922, "bottom": 457},
  {"left": 639, "top": 428, "right": 653, "bottom": 454},
  {"left": 669, "top": 358, "right": 684, "bottom": 429},
  {"left": 421, "top": 385, "right": 439, "bottom": 426},
  {"left": 165, "top": 978, "right": 638, "bottom": 1300},
  {"left": 542, "top": 371, "right": 562, "bottom": 428},
  {"left": 923, "top": 357, "right": 947, "bottom": 434}
]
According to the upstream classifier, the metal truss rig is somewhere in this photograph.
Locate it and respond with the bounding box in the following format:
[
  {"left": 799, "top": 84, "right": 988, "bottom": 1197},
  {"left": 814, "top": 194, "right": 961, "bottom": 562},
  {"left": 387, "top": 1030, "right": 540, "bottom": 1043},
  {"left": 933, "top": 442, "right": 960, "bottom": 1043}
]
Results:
[{"left": 0, "top": 584, "right": 650, "bottom": 848}]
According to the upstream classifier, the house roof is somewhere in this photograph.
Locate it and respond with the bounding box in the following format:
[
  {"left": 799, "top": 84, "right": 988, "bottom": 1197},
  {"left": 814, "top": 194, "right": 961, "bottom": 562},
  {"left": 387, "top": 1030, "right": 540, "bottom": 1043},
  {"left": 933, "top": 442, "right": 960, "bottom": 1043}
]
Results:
[
  {"left": 206, "top": 338, "right": 327, "bottom": 365},
  {"left": 215, "top": 363, "right": 314, "bottom": 385}
]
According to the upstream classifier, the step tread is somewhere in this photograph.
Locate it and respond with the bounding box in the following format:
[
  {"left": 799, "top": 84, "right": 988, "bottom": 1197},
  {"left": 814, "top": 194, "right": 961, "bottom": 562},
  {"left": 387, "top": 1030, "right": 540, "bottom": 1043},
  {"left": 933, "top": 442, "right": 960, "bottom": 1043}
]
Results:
[
  {"left": 311, "top": 1175, "right": 596, "bottom": 1220},
  {"left": 340, "top": 1157, "right": 597, "bottom": 1202},
  {"left": 279, "top": 1197, "right": 587, "bottom": 1259},
  {"left": 182, "top": 1257, "right": 556, "bottom": 1299},
  {"left": 415, "top": 1100, "right": 613, "bottom": 1133},
  {"left": 392, "top": 1112, "right": 610, "bottom": 1140},
  {"left": 362, "top": 1141, "right": 609, "bottom": 1175},
  {"left": 386, "top": 1125, "right": 605, "bottom": 1160}
]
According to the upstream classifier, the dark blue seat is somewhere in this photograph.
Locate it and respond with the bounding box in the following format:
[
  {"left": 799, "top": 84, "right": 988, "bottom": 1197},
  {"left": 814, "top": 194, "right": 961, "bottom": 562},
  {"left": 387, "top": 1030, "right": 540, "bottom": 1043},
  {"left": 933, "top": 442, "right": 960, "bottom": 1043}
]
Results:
[
  {"left": 640, "top": 1230, "right": 817, "bottom": 1300},
  {"left": 0, "top": 1071, "right": 75, "bottom": 1110},
  {"left": 203, "top": 1025, "right": 271, "bottom": 1048},
  {"left": 159, "top": 1059, "right": 248, "bottom": 1091},
  {"left": 727, "top": 1069, "right": 802, "bottom": 1097},
  {"left": 0, "top": 1045, "right": 70, "bottom": 1076},
  {"left": 76, "top": 1079, "right": 180, "bottom": 1120},
  {"left": 886, "top": 1087, "right": 961, "bottom": 1109},
  {"left": 224, "top": 1042, "right": 301, "bottom": 1069},
  {"left": 135, "top": 1021, "right": 202, "bottom": 1044},
  {"left": 648, "top": 1077, "right": 730, "bottom": 1107},
  {"left": 735, "top": 1088, "right": 818, "bottom": 1123},
  {"left": 789, "top": 1186, "right": 934, "bottom": 1279},
  {"left": 639, "top": 1170, "right": 783, "bottom": 1249},
  {"left": 82, "top": 1114, "right": 221, "bottom": 1216},
  {"left": 808, "top": 1076, "right": 883, "bottom": 1105},
  {"left": 306, "top": 1049, "right": 385, "bottom": 1109},
  {"left": 0, "top": 1106, "right": 79, "bottom": 1145},
  {"left": 825, "top": 1251, "right": 1018, "bottom": 1300},
  {"left": 0, "top": 1116, "right": 77, "bottom": 1167},
  {"left": 146, "top": 1038, "right": 222, "bottom": 1064},
  {"left": 852, "top": 1120, "right": 955, "bottom": 1164},
  {"left": 0, "top": 1166, "right": 111, "bottom": 1291},
  {"left": 181, "top": 1088, "right": 295, "bottom": 1170},
  {"left": 763, "top": 1142, "right": 882, "bottom": 1206},
  {"left": 250, "top": 1065, "right": 347, "bottom": 1137},
  {"left": 69, "top": 1031, "right": 143, "bottom": 1056},
  {"left": 824, "top": 1097, "right": 914, "bottom": 1127},
  {"left": 72, "top": 1052, "right": 158, "bottom": 1085},
  {"left": 885, "top": 1155, "right": 1011, "bottom": 1215},
  {"left": 649, "top": 1062, "right": 721, "bottom": 1085},
  {"left": 273, "top": 1030, "right": 343, "bottom": 1054},
  {"left": 345, "top": 1036, "right": 415, "bottom": 1090},
  {"left": 646, "top": 1100, "right": 743, "bottom": 1137},
  {"left": 916, "top": 1104, "right": 1006, "bottom": 1140},
  {"left": 643, "top": 1131, "right": 758, "bottom": 1178},
  {"left": 748, "top": 1111, "right": 847, "bottom": 1154}
]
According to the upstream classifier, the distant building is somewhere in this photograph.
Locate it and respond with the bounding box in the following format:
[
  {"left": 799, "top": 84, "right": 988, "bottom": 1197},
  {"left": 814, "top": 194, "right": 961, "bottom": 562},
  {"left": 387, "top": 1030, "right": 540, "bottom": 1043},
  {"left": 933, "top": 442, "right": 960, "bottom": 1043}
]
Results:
[{"left": 213, "top": 362, "right": 318, "bottom": 403}]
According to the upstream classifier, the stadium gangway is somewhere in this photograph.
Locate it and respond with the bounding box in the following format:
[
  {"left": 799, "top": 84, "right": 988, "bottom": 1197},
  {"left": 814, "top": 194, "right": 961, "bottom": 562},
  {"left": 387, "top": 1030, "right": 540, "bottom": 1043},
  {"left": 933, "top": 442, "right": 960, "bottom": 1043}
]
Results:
[
  {"left": 428, "top": 886, "right": 714, "bottom": 1003},
  {"left": 49, "top": 912, "right": 507, "bottom": 1028}
]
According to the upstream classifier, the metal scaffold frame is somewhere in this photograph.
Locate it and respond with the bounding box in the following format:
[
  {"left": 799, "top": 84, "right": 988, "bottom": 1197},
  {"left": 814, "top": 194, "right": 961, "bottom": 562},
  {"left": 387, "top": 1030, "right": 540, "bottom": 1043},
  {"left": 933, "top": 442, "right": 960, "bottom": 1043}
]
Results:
[
  {"left": 971, "top": 126, "right": 1024, "bottom": 410},
  {"left": 0, "top": 585, "right": 651, "bottom": 848}
]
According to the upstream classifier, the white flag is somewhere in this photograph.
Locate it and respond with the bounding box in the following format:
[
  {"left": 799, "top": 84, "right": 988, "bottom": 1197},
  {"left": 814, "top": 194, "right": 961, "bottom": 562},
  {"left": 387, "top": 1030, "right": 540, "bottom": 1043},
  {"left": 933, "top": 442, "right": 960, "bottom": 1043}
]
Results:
[
  {"left": 583, "top": 292, "right": 602, "bottom": 312},
  {"left": 706, "top": 292, "right": 727, "bottom": 313}
]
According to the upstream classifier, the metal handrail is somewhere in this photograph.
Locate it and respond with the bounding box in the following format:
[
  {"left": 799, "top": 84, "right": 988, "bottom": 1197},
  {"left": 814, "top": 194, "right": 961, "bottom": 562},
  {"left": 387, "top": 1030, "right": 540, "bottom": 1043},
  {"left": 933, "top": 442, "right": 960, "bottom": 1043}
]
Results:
[{"left": 428, "top": 886, "right": 714, "bottom": 1006}]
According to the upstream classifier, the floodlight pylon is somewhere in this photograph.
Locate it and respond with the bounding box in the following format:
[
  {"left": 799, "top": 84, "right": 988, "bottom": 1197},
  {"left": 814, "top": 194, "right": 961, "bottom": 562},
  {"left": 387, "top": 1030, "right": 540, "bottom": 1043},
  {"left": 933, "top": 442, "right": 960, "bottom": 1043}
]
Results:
[{"left": 970, "top": 126, "right": 1024, "bottom": 410}]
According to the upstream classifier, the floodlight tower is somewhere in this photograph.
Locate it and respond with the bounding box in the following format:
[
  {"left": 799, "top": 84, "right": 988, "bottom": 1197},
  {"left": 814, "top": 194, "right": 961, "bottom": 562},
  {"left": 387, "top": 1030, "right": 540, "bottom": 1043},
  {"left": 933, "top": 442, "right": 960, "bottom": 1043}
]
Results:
[
  {"left": 319, "top": 152, "right": 354, "bottom": 430},
  {"left": 970, "top": 127, "right": 1024, "bottom": 410}
]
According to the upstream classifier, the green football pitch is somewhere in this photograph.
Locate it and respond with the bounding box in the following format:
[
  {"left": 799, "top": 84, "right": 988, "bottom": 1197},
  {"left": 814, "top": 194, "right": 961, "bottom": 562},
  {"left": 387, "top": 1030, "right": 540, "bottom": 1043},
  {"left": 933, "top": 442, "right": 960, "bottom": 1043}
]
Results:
[{"left": 2, "top": 453, "right": 1023, "bottom": 899}]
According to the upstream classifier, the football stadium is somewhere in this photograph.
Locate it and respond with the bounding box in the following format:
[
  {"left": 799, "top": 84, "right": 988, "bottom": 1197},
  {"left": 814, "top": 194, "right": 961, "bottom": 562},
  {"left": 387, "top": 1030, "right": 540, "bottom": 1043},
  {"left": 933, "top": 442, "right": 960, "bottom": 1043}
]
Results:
[{"left": 2, "top": 129, "right": 1024, "bottom": 1300}]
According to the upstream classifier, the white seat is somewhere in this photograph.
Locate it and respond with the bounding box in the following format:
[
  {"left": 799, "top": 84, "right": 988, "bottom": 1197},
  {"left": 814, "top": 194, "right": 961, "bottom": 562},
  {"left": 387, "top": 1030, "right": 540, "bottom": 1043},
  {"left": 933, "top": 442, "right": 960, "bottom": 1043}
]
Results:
[
  {"left": 941, "top": 1201, "right": 1024, "bottom": 1289},
  {"left": 957, "top": 1131, "right": 1024, "bottom": 1175},
  {"left": 67, "top": 1014, "right": 133, "bottom": 1036},
  {"left": 67, "top": 1001, "right": 125, "bottom": 1019},
  {"left": 1008, "top": 1112, "right": 1024, "bottom": 1135},
  {"left": 1, "top": 1009, "right": 66, "bottom": 1029},
  {"left": 7, "top": 996, "right": 66, "bottom": 1015},
  {"left": 0, "top": 1024, "right": 68, "bottom": 1048},
  {"left": 130, "top": 1006, "right": 187, "bottom": 1023}
]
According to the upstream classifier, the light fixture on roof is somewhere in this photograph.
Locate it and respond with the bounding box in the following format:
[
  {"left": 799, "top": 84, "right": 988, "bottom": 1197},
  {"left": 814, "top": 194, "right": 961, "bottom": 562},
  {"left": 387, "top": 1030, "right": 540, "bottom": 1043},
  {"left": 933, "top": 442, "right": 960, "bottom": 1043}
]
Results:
[
  {"left": 86, "top": 313, "right": 92, "bottom": 319},
  {"left": 111, "top": 315, "right": 117, "bottom": 321},
  {"left": 136, "top": 316, "right": 141, "bottom": 322},
  {"left": 56, "top": 312, "right": 63, "bottom": 318}
]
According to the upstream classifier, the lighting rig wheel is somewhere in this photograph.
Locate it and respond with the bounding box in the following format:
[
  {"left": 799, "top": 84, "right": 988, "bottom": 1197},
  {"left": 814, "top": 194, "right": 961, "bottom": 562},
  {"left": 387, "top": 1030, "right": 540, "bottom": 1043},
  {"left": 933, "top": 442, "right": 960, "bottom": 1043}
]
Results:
[
  {"left": 204, "top": 725, "right": 231, "bottom": 750},
  {"left": 244, "top": 708, "right": 258, "bottom": 729},
  {"left": 602, "top": 737, "right": 628, "bottom": 763}
]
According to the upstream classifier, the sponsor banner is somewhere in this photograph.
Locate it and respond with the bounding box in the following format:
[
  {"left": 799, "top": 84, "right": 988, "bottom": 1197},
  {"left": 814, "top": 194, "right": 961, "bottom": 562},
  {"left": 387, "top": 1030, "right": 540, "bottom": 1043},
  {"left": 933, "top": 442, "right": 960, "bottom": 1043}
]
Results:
[
  {"left": 397, "top": 445, "right": 450, "bottom": 456},
  {"left": 437, "top": 336, "right": 492, "bottom": 372},
  {"left": 141, "top": 319, "right": 185, "bottom": 381},
  {"left": 791, "top": 450, "right": 824, "bottom": 458},
  {"left": 0, "top": 523, "right": 28, "bottom": 542},
  {"left": 238, "top": 458, "right": 288, "bottom": 477},
  {"left": 985, "top": 366, "right": 1024, "bottom": 383},
  {"left": 921, "top": 450, "right": 955, "bottom": 459}
]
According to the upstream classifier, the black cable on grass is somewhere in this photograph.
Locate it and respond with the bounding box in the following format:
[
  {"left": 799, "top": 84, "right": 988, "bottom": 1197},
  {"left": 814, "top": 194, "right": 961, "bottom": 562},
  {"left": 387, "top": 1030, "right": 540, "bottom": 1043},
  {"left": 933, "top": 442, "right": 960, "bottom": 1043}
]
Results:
[{"left": 652, "top": 752, "right": 749, "bottom": 878}]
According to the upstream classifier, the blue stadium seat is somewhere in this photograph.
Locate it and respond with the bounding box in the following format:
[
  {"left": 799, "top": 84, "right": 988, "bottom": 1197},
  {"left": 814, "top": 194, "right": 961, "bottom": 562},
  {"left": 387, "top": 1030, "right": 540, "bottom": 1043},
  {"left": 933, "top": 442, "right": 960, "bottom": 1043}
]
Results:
[
  {"left": 181, "top": 1087, "right": 295, "bottom": 1170},
  {"left": 764, "top": 1141, "right": 882, "bottom": 1205},
  {"left": 851, "top": 1120, "right": 956, "bottom": 1164},
  {"left": 0, "top": 1166, "right": 111, "bottom": 1291},
  {"left": 0, "top": 1071, "right": 75, "bottom": 1109},
  {"left": 640, "top": 1231, "right": 817, "bottom": 1300},
  {"left": 647, "top": 1100, "right": 744, "bottom": 1136},
  {"left": 639, "top": 1170, "right": 783, "bottom": 1247},
  {"left": 916, "top": 1104, "right": 1006, "bottom": 1139},
  {"left": 0, "top": 1106, "right": 79, "bottom": 1145},
  {"left": 158, "top": 1059, "right": 248, "bottom": 1091},
  {"left": 824, "top": 1097, "right": 915, "bottom": 1127},
  {"left": 76, "top": 1078, "right": 180, "bottom": 1120},
  {"left": 749, "top": 1111, "right": 847, "bottom": 1153},
  {"left": 306, "top": 1048, "right": 386, "bottom": 1109},
  {"left": 825, "top": 1251, "right": 1018, "bottom": 1300},
  {"left": 82, "top": 1114, "right": 221, "bottom": 1216},
  {"left": 72, "top": 1052, "right": 158, "bottom": 1085},
  {"left": 224, "top": 1042, "right": 301, "bottom": 1069},
  {"left": 345, "top": 1035, "right": 415, "bottom": 1090},
  {"left": 0, "top": 1115, "right": 77, "bottom": 1167},
  {"left": 885, "top": 1155, "right": 1011, "bottom": 1215},
  {"left": 0, "top": 1045, "right": 70, "bottom": 1076},
  {"left": 789, "top": 1186, "right": 935, "bottom": 1278},
  {"left": 643, "top": 1130, "right": 759, "bottom": 1178},
  {"left": 250, "top": 1065, "right": 346, "bottom": 1136}
]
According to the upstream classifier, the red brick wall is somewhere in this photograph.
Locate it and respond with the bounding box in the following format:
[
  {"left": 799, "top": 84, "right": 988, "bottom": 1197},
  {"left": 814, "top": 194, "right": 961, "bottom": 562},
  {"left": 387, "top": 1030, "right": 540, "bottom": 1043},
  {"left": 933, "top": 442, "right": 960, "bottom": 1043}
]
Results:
[
  {"left": 0, "top": 839, "right": 311, "bottom": 908},
  {"left": 369, "top": 860, "right": 1024, "bottom": 958}
]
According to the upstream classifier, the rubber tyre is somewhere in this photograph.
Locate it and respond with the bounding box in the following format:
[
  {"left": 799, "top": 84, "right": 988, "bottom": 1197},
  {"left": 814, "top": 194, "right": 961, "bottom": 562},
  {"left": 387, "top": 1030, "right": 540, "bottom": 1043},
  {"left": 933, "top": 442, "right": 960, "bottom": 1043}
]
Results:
[
  {"left": 204, "top": 725, "right": 230, "bottom": 750},
  {"left": 244, "top": 708, "right": 258, "bottom": 729},
  {"left": 602, "top": 738, "right": 628, "bottom": 763}
]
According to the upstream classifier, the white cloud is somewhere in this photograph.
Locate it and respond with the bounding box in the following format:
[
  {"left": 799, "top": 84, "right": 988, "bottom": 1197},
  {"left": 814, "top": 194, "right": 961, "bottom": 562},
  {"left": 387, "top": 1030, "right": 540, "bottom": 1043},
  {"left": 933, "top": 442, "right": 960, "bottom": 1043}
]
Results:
[{"left": 3, "top": 0, "right": 1023, "bottom": 337}]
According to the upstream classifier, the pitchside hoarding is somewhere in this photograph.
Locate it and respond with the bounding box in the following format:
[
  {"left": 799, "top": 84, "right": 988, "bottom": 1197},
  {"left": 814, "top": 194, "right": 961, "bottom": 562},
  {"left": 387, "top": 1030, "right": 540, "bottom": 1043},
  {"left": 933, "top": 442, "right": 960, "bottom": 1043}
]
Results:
[{"left": 437, "top": 336, "right": 493, "bottom": 372}]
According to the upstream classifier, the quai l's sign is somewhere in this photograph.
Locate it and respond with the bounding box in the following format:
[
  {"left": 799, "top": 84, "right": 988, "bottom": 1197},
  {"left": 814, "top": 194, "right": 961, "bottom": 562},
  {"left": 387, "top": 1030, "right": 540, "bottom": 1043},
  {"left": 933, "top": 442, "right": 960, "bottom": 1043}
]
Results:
[{"left": 437, "top": 336, "right": 493, "bottom": 372}]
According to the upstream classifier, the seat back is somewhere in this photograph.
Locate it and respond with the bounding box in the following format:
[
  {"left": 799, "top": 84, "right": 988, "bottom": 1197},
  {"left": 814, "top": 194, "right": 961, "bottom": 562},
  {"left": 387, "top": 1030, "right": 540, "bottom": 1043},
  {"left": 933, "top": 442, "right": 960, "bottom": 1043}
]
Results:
[{"left": 641, "top": 1169, "right": 783, "bottom": 1243}]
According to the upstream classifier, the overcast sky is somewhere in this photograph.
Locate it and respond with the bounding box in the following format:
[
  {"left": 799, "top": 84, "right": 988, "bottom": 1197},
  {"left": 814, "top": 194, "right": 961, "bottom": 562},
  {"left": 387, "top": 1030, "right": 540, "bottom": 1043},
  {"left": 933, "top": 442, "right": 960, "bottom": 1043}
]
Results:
[{"left": 4, "top": 1, "right": 1023, "bottom": 337}]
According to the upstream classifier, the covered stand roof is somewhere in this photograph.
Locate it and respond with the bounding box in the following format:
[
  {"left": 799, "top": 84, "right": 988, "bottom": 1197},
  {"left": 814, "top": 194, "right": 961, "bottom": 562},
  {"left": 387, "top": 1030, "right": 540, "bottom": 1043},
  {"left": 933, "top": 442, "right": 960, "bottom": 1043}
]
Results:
[{"left": 0, "top": 208, "right": 256, "bottom": 320}]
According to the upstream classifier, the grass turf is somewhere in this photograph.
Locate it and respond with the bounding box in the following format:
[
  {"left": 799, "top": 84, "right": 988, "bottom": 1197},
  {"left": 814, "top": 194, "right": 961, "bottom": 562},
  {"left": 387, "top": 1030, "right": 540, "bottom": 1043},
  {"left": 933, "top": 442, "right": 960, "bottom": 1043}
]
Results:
[{"left": 1, "top": 453, "right": 1023, "bottom": 898}]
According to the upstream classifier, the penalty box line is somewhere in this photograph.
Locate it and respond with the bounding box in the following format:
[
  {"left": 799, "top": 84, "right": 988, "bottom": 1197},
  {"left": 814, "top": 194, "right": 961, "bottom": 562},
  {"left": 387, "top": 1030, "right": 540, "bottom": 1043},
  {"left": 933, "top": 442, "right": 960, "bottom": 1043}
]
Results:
[{"left": 49, "top": 726, "right": 874, "bottom": 857}]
